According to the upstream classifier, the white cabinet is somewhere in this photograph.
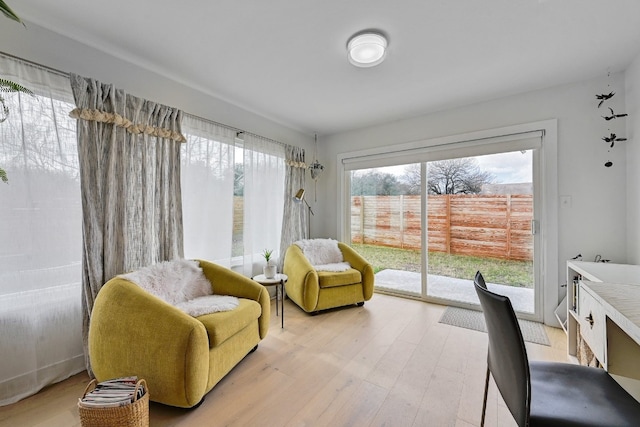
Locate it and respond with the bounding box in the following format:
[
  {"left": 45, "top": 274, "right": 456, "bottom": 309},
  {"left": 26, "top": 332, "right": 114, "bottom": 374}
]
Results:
[
  {"left": 576, "top": 284, "right": 606, "bottom": 364},
  {"left": 566, "top": 260, "right": 640, "bottom": 365},
  {"left": 565, "top": 261, "right": 640, "bottom": 401}
]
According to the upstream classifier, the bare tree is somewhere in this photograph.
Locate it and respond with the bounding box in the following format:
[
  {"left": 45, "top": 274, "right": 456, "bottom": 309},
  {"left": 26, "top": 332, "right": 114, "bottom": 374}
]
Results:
[
  {"left": 401, "top": 164, "right": 421, "bottom": 195},
  {"left": 234, "top": 162, "right": 244, "bottom": 196},
  {"left": 427, "top": 158, "right": 493, "bottom": 195},
  {"left": 351, "top": 170, "right": 403, "bottom": 195}
]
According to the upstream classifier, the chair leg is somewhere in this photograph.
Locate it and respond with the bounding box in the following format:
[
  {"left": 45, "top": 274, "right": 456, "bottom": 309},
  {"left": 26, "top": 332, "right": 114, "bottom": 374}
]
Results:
[
  {"left": 481, "top": 365, "right": 490, "bottom": 427},
  {"left": 191, "top": 396, "right": 206, "bottom": 409}
]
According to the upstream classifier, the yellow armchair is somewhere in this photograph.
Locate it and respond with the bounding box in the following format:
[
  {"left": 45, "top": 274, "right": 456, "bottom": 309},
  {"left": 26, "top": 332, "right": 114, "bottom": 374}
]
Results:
[
  {"left": 88, "top": 259, "right": 270, "bottom": 408},
  {"left": 283, "top": 241, "right": 374, "bottom": 313}
]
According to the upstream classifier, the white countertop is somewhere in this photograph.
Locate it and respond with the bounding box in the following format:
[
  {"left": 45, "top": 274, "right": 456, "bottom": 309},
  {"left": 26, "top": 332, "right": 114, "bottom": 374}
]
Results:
[
  {"left": 567, "top": 261, "right": 640, "bottom": 285},
  {"left": 581, "top": 280, "right": 640, "bottom": 348}
]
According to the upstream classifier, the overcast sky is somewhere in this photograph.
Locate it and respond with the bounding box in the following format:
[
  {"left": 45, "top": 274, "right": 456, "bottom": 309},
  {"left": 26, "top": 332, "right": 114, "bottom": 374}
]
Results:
[
  {"left": 476, "top": 150, "right": 532, "bottom": 184},
  {"left": 377, "top": 149, "right": 533, "bottom": 185}
]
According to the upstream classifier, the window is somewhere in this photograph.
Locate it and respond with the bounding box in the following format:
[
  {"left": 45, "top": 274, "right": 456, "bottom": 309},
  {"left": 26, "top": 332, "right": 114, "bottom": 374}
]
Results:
[
  {"left": 0, "top": 56, "right": 83, "bottom": 405},
  {"left": 338, "top": 121, "right": 559, "bottom": 323},
  {"left": 0, "top": 54, "right": 288, "bottom": 405},
  {"left": 181, "top": 116, "right": 286, "bottom": 276}
]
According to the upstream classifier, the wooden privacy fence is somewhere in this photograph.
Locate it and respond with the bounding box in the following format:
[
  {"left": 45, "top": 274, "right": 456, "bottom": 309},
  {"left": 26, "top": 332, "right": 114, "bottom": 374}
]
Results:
[{"left": 351, "top": 194, "right": 533, "bottom": 261}]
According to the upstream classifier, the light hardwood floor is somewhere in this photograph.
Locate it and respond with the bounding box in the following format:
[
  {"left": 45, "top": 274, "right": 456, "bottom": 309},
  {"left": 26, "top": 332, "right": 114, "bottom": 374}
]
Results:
[{"left": 0, "top": 293, "right": 567, "bottom": 427}]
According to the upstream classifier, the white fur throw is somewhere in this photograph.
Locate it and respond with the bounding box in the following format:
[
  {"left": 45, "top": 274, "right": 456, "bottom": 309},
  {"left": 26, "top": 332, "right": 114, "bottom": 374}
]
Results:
[
  {"left": 294, "top": 239, "right": 351, "bottom": 271},
  {"left": 176, "top": 295, "right": 240, "bottom": 317},
  {"left": 314, "top": 262, "right": 352, "bottom": 272},
  {"left": 295, "top": 238, "right": 343, "bottom": 264},
  {"left": 119, "top": 259, "right": 239, "bottom": 316}
]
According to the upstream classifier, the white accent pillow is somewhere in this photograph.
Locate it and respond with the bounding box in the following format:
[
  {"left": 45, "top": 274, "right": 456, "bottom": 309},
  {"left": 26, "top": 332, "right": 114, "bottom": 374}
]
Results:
[
  {"left": 295, "top": 238, "right": 344, "bottom": 265},
  {"left": 120, "top": 259, "right": 213, "bottom": 306}
]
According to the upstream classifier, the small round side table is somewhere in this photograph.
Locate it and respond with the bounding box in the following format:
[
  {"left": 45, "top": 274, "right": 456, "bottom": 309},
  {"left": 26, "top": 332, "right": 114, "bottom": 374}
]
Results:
[{"left": 252, "top": 273, "right": 288, "bottom": 328}]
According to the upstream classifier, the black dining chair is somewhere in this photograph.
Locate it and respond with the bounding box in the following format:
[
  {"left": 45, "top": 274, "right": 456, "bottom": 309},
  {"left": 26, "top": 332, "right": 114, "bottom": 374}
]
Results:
[{"left": 473, "top": 271, "right": 640, "bottom": 427}]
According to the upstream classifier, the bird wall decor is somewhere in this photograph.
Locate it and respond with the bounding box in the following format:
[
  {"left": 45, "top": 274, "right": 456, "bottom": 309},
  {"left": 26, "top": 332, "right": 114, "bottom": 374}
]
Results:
[
  {"left": 602, "top": 107, "right": 628, "bottom": 121},
  {"left": 602, "top": 133, "right": 627, "bottom": 148},
  {"left": 596, "top": 73, "right": 627, "bottom": 167},
  {"left": 595, "top": 92, "right": 615, "bottom": 108}
]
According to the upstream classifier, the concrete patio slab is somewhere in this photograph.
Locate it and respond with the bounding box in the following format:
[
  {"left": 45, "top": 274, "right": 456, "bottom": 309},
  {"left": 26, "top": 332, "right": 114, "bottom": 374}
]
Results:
[{"left": 374, "top": 269, "right": 534, "bottom": 313}]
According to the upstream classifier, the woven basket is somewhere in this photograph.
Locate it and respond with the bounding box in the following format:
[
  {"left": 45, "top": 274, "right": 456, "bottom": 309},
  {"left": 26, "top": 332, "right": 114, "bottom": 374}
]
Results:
[{"left": 78, "top": 379, "right": 149, "bottom": 427}]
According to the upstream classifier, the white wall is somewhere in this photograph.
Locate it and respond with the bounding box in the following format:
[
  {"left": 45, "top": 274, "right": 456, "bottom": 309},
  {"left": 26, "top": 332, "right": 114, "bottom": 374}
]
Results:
[
  {"left": 318, "top": 73, "right": 628, "bottom": 325},
  {"left": 0, "top": 21, "right": 313, "bottom": 149},
  {"left": 626, "top": 52, "right": 640, "bottom": 264}
]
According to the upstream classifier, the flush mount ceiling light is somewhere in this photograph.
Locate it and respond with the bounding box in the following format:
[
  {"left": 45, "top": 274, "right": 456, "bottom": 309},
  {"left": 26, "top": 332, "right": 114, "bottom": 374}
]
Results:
[{"left": 347, "top": 31, "right": 388, "bottom": 68}]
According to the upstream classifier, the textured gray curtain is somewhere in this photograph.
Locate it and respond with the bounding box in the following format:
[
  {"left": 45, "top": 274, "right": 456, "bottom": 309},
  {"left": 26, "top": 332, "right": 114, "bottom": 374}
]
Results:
[
  {"left": 278, "top": 145, "right": 306, "bottom": 271},
  {"left": 69, "top": 74, "right": 185, "bottom": 373}
]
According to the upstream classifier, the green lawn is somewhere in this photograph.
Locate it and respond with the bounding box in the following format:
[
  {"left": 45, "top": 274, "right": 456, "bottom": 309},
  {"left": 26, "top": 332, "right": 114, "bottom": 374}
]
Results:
[{"left": 351, "top": 244, "right": 533, "bottom": 288}]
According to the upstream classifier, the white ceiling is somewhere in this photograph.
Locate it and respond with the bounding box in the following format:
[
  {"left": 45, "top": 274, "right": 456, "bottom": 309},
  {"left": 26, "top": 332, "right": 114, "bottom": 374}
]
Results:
[{"left": 13, "top": 0, "right": 640, "bottom": 136}]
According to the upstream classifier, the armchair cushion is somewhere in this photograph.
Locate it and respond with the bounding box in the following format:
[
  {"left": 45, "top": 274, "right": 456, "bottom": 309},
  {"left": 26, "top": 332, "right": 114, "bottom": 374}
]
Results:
[
  {"left": 198, "top": 299, "right": 262, "bottom": 348},
  {"left": 318, "top": 269, "right": 362, "bottom": 288},
  {"left": 315, "top": 262, "right": 351, "bottom": 272}
]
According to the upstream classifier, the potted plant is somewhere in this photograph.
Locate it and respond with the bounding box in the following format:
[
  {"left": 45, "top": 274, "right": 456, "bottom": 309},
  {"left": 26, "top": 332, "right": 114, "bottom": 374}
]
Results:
[{"left": 262, "top": 249, "right": 277, "bottom": 279}]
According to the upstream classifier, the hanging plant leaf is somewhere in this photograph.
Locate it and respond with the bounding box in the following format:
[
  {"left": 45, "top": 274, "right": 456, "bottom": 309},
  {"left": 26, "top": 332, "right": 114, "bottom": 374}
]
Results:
[
  {"left": 309, "top": 160, "right": 324, "bottom": 180},
  {"left": 0, "top": 0, "right": 24, "bottom": 25},
  {"left": 0, "top": 78, "right": 33, "bottom": 95},
  {"left": 0, "top": 80, "right": 34, "bottom": 123},
  {"left": 0, "top": 96, "right": 8, "bottom": 123},
  {"left": 0, "top": 1, "right": 28, "bottom": 185}
]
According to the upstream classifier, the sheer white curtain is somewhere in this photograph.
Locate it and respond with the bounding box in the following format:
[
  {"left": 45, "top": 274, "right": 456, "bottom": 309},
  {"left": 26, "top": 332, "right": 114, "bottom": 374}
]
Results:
[
  {"left": 181, "top": 115, "right": 237, "bottom": 265},
  {"left": 181, "top": 116, "right": 285, "bottom": 275},
  {"left": 242, "top": 134, "right": 285, "bottom": 275},
  {"left": 0, "top": 55, "right": 84, "bottom": 405}
]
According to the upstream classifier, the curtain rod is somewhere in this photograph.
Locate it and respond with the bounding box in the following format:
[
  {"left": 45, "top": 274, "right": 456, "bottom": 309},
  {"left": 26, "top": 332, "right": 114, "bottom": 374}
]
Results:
[
  {"left": 1, "top": 51, "right": 288, "bottom": 148},
  {"left": 183, "top": 113, "right": 287, "bottom": 148},
  {"left": 0, "top": 51, "right": 68, "bottom": 77}
]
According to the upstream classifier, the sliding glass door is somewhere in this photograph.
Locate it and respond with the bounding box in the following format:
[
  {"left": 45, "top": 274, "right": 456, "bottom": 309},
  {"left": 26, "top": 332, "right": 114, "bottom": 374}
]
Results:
[
  {"left": 424, "top": 151, "right": 535, "bottom": 314},
  {"left": 346, "top": 145, "right": 539, "bottom": 316},
  {"left": 350, "top": 165, "right": 423, "bottom": 297}
]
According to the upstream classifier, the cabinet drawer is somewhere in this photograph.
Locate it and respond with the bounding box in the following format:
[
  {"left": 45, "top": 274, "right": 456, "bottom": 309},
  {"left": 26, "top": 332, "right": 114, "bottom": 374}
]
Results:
[{"left": 577, "top": 284, "right": 606, "bottom": 365}]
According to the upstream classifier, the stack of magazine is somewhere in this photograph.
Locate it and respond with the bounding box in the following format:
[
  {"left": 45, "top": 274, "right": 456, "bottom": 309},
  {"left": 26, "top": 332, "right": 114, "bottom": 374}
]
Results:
[{"left": 78, "top": 376, "right": 145, "bottom": 408}]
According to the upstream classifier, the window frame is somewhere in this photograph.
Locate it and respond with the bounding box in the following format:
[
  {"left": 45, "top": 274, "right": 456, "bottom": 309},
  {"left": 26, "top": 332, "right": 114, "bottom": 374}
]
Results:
[{"left": 337, "top": 120, "right": 559, "bottom": 325}]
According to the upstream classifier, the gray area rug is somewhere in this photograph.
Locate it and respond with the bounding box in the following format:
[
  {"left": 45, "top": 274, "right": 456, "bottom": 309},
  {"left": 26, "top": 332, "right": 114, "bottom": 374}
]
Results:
[{"left": 439, "top": 306, "right": 550, "bottom": 346}]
